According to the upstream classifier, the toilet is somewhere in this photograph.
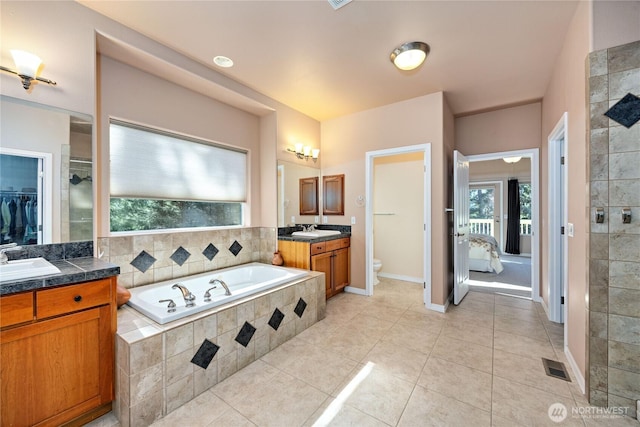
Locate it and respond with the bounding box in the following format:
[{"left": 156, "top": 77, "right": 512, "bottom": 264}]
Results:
[{"left": 373, "top": 258, "right": 382, "bottom": 285}]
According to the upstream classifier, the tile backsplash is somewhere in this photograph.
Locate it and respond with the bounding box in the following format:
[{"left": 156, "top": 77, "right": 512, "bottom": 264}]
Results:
[{"left": 98, "top": 227, "right": 276, "bottom": 289}]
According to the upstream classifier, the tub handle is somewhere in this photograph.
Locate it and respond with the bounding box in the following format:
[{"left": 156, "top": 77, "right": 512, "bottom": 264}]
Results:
[
  {"left": 203, "top": 286, "right": 217, "bottom": 302},
  {"left": 159, "top": 299, "right": 177, "bottom": 313}
]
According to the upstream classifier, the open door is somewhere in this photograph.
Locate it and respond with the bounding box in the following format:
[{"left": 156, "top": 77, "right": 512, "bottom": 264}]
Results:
[{"left": 453, "top": 150, "right": 470, "bottom": 305}]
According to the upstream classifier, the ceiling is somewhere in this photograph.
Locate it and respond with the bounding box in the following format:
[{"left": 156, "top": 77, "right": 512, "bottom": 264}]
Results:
[{"left": 79, "top": 0, "right": 580, "bottom": 122}]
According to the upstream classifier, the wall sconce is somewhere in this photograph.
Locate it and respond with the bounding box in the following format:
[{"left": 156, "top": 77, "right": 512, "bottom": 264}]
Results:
[
  {"left": 287, "top": 143, "right": 319, "bottom": 162},
  {"left": 503, "top": 156, "right": 522, "bottom": 164},
  {"left": 0, "top": 50, "right": 57, "bottom": 90}
]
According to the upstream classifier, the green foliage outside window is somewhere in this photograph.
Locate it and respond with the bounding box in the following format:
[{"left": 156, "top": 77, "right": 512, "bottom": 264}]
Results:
[{"left": 110, "top": 198, "right": 242, "bottom": 232}]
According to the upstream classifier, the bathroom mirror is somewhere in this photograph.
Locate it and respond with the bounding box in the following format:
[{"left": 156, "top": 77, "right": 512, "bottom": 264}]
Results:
[
  {"left": 0, "top": 95, "right": 93, "bottom": 245},
  {"left": 277, "top": 160, "right": 320, "bottom": 227}
]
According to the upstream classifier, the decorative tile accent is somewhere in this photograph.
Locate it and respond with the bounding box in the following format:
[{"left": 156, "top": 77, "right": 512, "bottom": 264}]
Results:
[
  {"left": 604, "top": 93, "right": 640, "bottom": 128},
  {"left": 170, "top": 246, "right": 191, "bottom": 266},
  {"left": 235, "top": 321, "right": 256, "bottom": 347},
  {"left": 268, "top": 308, "right": 285, "bottom": 331},
  {"left": 191, "top": 339, "right": 219, "bottom": 370},
  {"left": 229, "top": 240, "right": 243, "bottom": 257},
  {"left": 130, "top": 250, "right": 156, "bottom": 273},
  {"left": 202, "top": 243, "right": 219, "bottom": 261},
  {"left": 294, "top": 298, "right": 307, "bottom": 318}
]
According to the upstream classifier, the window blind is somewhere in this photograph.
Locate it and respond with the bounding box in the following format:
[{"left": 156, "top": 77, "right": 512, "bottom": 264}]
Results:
[{"left": 109, "top": 121, "right": 247, "bottom": 202}]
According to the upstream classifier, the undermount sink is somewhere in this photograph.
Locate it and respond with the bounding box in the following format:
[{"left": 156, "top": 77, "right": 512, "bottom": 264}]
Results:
[
  {"left": 0, "top": 258, "right": 61, "bottom": 282},
  {"left": 291, "top": 230, "right": 342, "bottom": 238}
]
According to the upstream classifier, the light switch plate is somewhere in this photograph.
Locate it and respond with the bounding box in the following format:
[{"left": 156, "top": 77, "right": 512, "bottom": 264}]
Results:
[
  {"left": 351, "top": 216, "right": 356, "bottom": 224},
  {"left": 291, "top": 216, "right": 295, "bottom": 224},
  {"left": 314, "top": 216, "right": 319, "bottom": 223},
  {"left": 323, "top": 216, "right": 328, "bottom": 224},
  {"left": 567, "top": 223, "right": 574, "bottom": 237}
]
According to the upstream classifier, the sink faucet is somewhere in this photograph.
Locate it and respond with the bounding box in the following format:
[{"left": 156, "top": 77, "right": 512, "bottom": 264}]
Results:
[
  {"left": 172, "top": 283, "right": 196, "bottom": 307},
  {"left": 208, "top": 278, "right": 231, "bottom": 296},
  {"left": 304, "top": 224, "right": 316, "bottom": 232},
  {"left": 0, "top": 243, "right": 22, "bottom": 265}
]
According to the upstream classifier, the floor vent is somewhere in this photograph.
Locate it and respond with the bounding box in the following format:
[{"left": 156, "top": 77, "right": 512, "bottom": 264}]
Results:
[
  {"left": 328, "top": 0, "right": 352, "bottom": 10},
  {"left": 542, "top": 358, "right": 571, "bottom": 382}
]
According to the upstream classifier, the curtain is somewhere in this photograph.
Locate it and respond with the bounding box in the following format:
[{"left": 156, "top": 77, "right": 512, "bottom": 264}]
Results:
[{"left": 505, "top": 178, "right": 520, "bottom": 254}]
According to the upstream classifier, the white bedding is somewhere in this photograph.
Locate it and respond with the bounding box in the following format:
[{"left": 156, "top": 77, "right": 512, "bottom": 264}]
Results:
[{"left": 469, "top": 234, "right": 504, "bottom": 274}]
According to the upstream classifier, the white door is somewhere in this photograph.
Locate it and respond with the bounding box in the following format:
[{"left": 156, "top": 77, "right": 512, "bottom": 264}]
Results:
[{"left": 454, "top": 150, "right": 470, "bottom": 305}]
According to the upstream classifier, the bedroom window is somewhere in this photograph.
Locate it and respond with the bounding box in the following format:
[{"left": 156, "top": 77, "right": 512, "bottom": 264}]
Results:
[
  {"left": 109, "top": 120, "right": 247, "bottom": 233},
  {"left": 469, "top": 186, "right": 495, "bottom": 236},
  {"left": 519, "top": 182, "right": 532, "bottom": 235}
]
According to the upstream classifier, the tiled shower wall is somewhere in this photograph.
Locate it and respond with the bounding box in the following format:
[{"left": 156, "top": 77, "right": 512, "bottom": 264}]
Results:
[
  {"left": 587, "top": 40, "right": 640, "bottom": 417},
  {"left": 97, "top": 227, "right": 277, "bottom": 289}
]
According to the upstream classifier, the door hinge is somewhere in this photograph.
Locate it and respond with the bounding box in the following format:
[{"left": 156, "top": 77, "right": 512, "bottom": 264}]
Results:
[
  {"left": 560, "top": 226, "right": 565, "bottom": 235},
  {"left": 561, "top": 156, "right": 565, "bottom": 165},
  {"left": 561, "top": 296, "right": 565, "bottom": 305}
]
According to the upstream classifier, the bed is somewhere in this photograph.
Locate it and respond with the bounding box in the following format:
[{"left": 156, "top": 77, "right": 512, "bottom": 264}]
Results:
[{"left": 469, "top": 233, "right": 504, "bottom": 274}]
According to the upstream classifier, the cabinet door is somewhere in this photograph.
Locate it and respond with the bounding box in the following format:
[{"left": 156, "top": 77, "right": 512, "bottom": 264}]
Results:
[
  {"left": 322, "top": 174, "right": 344, "bottom": 215},
  {"left": 311, "top": 252, "right": 332, "bottom": 298},
  {"left": 299, "top": 177, "right": 319, "bottom": 215},
  {"left": 333, "top": 248, "right": 350, "bottom": 293},
  {"left": 1, "top": 306, "right": 111, "bottom": 427}
]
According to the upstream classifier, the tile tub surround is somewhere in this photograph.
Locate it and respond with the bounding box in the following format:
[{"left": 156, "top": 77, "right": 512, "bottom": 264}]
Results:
[
  {"left": 98, "top": 227, "right": 277, "bottom": 289},
  {"left": 114, "top": 271, "right": 325, "bottom": 426},
  {"left": 587, "top": 40, "right": 640, "bottom": 415}
]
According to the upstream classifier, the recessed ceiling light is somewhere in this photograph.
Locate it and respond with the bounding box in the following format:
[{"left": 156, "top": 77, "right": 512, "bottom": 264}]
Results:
[{"left": 213, "top": 55, "right": 233, "bottom": 68}]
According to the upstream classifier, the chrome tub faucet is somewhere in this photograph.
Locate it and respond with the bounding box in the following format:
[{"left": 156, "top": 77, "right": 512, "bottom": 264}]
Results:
[
  {"left": 172, "top": 283, "right": 196, "bottom": 307},
  {"left": 208, "top": 278, "right": 231, "bottom": 296}
]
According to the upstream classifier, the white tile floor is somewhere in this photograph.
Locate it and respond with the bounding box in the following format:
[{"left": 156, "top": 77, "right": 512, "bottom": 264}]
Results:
[{"left": 90, "top": 279, "right": 639, "bottom": 427}]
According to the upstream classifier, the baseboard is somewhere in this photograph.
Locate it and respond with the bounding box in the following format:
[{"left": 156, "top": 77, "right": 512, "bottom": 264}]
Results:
[
  {"left": 344, "top": 286, "right": 367, "bottom": 296},
  {"left": 540, "top": 298, "right": 550, "bottom": 319},
  {"left": 378, "top": 272, "right": 422, "bottom": 284},
  {"left": 427, "top": 290, "right": 452, "bottom": 313},
  {"left": 564, "top": 345, "right": 586, "bottom": 394}
]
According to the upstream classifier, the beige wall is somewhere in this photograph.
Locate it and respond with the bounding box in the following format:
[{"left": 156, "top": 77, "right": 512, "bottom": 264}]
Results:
[
  {"left": 455, "top": 103, "right": 542, "bottom": 156},
  {"left": 592, "top": 0, "right": 640, "bottom": 51},
  {"left": 0, "top": 99, "right": 69, "bottom": 242},
  {"left": 373, "top": 152, "right": 424, "bottom": 280},
  {"left": 321, "top": 92, "right": 449, "bottom": 306},
  {"left": 1, "top": 1, "right": 321, "bottom": 234},
  {"left": 541, "top": 0, "right": 590, "bottom": 380},
  {"left": 97, "top": 56, "right": 261, "bottom": 233}
]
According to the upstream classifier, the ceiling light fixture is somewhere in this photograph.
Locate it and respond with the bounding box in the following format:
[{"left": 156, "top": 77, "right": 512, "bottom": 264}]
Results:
[
  {"left": 503, "top": 156, "right": 522, "bottom": 164},
  {"left": 213, "top": 55, "right": 233, "bottom": 68},
  {"left": 390, "top": 41, "right": 430, "bottom": 71},
  {"left": 0, "top": 50, "right": 57, "bottom": 90},
  {"left": 287, "top": 143, "right": 319, "bottom": 163}
]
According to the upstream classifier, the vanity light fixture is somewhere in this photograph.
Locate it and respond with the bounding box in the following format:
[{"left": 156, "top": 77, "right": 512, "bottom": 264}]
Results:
[
  {"left": 503, "top": 156, "right": 522, "bottom": 164},
  {"left": 390, "top": 41, "right": 430, "bottom": 71},
  {"left": 287, "top": 143, "right": 319, "bottom": 162},
  {"left": 0, "top": 50, "right": 57, "bottom": 90}
]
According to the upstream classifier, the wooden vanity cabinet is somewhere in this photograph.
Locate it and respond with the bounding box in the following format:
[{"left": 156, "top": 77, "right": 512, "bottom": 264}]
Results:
[
  {"left": 279, "top": 237, "right": 350, "bottom": 299},
  {"left": 0, "top": 277, "right": 117, "bottom": 427}
]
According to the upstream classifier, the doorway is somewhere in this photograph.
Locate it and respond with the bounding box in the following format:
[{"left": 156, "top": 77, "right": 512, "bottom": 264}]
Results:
[
  {"left": 365, "top": 144, "right": 432, "bottom": 307},
  {"left": 457, "top": 149, "right": 540, "bottom": 302}
]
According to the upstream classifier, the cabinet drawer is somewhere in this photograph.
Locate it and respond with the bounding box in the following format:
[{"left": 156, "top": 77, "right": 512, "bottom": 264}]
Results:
[
  {"left": 1, "top": 292, "right": 34, "bottom": 328},
  {"left": 326, "top": 237, "right": 350, "bottom": 251},
  {"left": 36, "top": 279, "right": 112, "bottom": 319},
  {"left": 310, "top": 242, "right": 326, "bottom": 255}
]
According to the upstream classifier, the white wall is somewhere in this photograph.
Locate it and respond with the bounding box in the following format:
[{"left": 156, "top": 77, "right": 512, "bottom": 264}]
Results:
[{"left": 373, "top": 152, "right": 424, "bottom": 281}]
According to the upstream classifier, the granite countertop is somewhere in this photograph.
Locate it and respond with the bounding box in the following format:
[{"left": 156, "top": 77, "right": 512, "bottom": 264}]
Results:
[
  {"left": 0, "top": 257, "right": 120, "bottom": 296},
  {"left": 277, "top": 232, "right": 351, "bottom": 243},
  {"left": 277, "top": 225, "right": 352, "bottom": 243}
]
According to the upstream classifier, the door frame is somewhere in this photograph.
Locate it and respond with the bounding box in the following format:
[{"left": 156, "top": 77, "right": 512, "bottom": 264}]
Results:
[
  {"left": 365, "top": 144, "right": 432, "bottom": 306},
  {"left": 547, "top": 112, "right": 568, "bottom": 324},
  {"left": 466, "top": 148, "right": 540, "bottom": 302}
]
